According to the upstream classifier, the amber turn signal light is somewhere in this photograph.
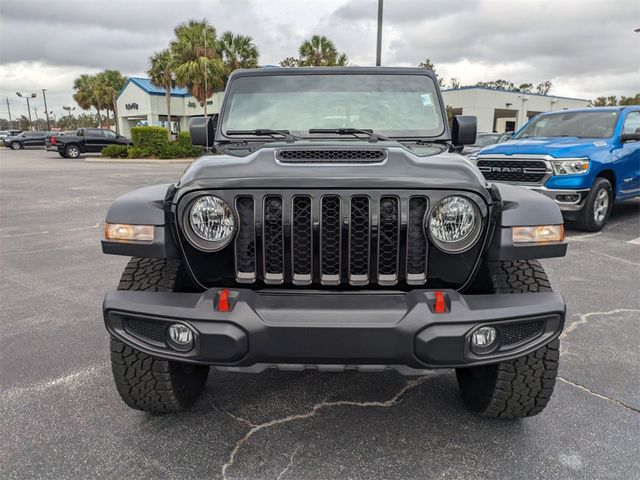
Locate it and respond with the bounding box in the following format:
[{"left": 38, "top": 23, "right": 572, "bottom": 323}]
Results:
[
  {"left": 512, "top": 225, "right": 564, "bottom": 243},
  {"left": 104, "top": 223, "right": 154, "bottom": 243}
]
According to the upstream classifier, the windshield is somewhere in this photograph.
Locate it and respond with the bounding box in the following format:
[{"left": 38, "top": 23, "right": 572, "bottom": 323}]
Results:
[
  {"left": 474, "top": 134, "right": 502, "bottom": 146},
  {"left": 221, "top": 73, "right": 444, "bottom": 138},
  {"left": 515, "top": 110, "right": 620, "bottom": 139}
]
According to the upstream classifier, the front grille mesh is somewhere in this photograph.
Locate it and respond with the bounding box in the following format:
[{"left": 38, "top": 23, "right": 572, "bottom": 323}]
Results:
[
  {"left": 477, "top": 159, "right": 547, "bottom": 183},
  {"left": 123, "top": 318, "right": 166, "bottom": 344},
  {"left": 321, "top": 196, "right": 341, "bottom": 278},
  {"left": 501, "top": 320, "right": 545, "bottom": 346},
  {"left": 263, "top": 196, "right": 283, "bottom": 275},
  {"left": 234, "top": 193, "right": 431, "bottom": 286}
]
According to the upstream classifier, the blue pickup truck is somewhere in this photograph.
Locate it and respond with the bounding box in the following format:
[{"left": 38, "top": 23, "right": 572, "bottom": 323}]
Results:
[{"left": 473, "top": 106, "right": 640, "bottom": 231}]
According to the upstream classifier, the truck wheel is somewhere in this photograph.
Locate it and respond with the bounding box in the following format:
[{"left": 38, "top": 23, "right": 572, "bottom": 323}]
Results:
[
  {"left": 65, "top": 144, "right": 81, "bottom": 158},
  {"left": 110, "top": 257, "right": 209, "bottom": 414},
  {"left": 456, "top": 260, "right": 559, "bottom": 418},
  {"left": 573, "top": 177, "right": 612, "bottom": 232},
  {"left": 10, "top": 141, "right": 22, "bottom": 150}
]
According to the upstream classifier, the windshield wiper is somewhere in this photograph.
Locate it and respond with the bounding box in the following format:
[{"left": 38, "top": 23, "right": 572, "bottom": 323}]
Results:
[
  {"left": 308, "top": 128, "right": 392, "bottom": 143},
  {"left": 226, "top": 129, "right": 299, "bottom": 143}
]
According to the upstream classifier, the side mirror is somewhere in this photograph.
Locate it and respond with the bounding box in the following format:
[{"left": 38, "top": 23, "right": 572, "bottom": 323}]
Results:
[
  {"left": 452, "top": 115, "right": 477, "bottom": 146},
  {"left": 189, "top": 114, "right": 218, "bottom": 147},
  {"left": 621, "top": 132, "right": 640, "bottom": 142}
]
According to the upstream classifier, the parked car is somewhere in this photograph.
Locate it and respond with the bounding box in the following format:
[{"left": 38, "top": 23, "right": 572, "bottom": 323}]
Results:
[
  {"left": 102, "top": 67, "right": 568, "bottom": 419},
  {"left": 464, "top": 131, "right": 512, "bottom": 156},
  {"left": 54, "top": 128, "right": 132, "bottom": 158},
  {"left": 45, "top": 131, "right": 77, "bottom": 151},
  {"left": 4, "top": 130, "right": 47, "bottom": 149},
  {"left": 475, "top": 107, "right": 640, "bottom": 231},
  {"left": 0, "top": 130, "right": 22, "bottom": 145}
]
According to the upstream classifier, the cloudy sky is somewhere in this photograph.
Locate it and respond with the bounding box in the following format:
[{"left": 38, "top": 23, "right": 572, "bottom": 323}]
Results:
[{"left": 1, "top": 0, "right": 638, "bottom": 120}]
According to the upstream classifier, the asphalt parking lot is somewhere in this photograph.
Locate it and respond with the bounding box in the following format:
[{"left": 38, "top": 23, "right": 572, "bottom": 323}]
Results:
[{"left": 1, "top": 148, "right": 639, "bottom": 480}]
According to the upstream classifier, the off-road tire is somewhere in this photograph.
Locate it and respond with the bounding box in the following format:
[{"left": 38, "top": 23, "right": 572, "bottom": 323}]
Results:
[
  {"left": 574, "top": 177, "right": 612, "bottom": 232},
  {"left": 456, "top": 260, "right": 559, "bottom": 418},
  {"left": 110, "top": 257, "right": 209, "bottom": 414}
]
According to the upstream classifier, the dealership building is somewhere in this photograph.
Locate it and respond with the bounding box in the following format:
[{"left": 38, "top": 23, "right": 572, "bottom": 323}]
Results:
[
  {"left": 116, "top": 77, "right": 589, "bottom": 137},
  {"left": 116, "top": 77, "right": 223, "bottom": 137},
  {"left": 441, "top": 87, "right": 589, "bottom": 133}
]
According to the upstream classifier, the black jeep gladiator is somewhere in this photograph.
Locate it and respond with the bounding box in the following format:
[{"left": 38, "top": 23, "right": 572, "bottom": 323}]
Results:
[{"left": 102, "top": 67, "right": 567, "bottom": 418}]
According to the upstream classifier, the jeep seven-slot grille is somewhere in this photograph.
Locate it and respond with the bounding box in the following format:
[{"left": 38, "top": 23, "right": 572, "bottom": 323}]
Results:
[
  {"left": 477, "top": 159, "right": 548, "bottom": 183},
  {"left": 234, "top": 193, "right": 430, "bottom": 286}
]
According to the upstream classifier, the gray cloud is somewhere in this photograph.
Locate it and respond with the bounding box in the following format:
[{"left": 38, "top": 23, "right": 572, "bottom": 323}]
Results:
[{"left": 1, "top": 0, "right": 638, "bottom": 119}]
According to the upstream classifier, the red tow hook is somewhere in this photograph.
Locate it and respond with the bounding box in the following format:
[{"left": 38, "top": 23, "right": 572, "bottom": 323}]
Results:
[
  {"left": 434, "top": 291, "right": 447, "bottom": 314},
  {"left": 216, "top": 288, "right": 231, "bottom": 312}
]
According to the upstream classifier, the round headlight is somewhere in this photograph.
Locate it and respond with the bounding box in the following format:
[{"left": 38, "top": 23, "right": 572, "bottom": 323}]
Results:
[
  {"left": 186, "top": 195, "right": 235, "bottom": 250},
  {"left": 428, "top": 196, "right": 481, "bottom": 253}
]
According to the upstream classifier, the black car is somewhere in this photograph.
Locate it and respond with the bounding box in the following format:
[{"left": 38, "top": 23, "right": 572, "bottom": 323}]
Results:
[
  {"left": 55, "top": 128, "right": 132, "bottom": 158},
  {"left": 4, "top": 130, "right": 47, "bottom": 149},
  {"left": 101, "top": 67, "right": 567, "bottom": 419}
]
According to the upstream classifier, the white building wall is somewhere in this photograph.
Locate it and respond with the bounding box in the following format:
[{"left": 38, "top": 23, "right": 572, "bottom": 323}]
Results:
[{"left": 441, "top": 88, "right": 588, "bottom": 133}]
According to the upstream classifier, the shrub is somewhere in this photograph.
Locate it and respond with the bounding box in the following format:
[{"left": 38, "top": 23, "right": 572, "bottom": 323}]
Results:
[
  {"left": 131, "top": 126, "right": 169, "bottom": 155},
  {"left": 157, "top": 141, "right": 203, "bottom": 159},
  {"left": 127, "top": 146, "right": 153, "bottom": 159},
  {"left": 101, "top": 144, "right": 129, "bottom": 158}
]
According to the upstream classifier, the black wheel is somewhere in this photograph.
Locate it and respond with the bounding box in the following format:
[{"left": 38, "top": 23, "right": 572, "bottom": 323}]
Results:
[
  {"left": 10, "top": 141, "right": 22, "bottom": 150},
  {"left": 456, "top": 260, "right": 559, "bottom": 418},
  {"left": 110, "top": 257, "right": 209, "bottom": 414},
  {"left": 573, "top": 177, "right": 612, "bottom": 232},
  {"left": 65, "top": 144, "right": 81, "bottom": 158}
]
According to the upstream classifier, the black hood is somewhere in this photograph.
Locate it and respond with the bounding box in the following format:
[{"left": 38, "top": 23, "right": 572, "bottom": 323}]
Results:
[{"left": 176, "top": 142, "right": 490, "bottom": 202}]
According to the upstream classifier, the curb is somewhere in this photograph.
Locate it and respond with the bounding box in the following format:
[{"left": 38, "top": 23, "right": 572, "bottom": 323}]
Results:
[{"left": 83, "top": 158, "right": 194, "bottom": 164}]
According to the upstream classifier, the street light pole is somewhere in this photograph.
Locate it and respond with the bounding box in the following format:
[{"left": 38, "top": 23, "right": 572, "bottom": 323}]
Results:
[
  {"left": 376, "top": 0, "right": 384, "bottom": 66},
  {"left": 16, "top": 92, "right": 37, "bottom": 130},
  {"left": 42, "top": 89, "right": 51, "bottom": 131},
  {"left": 5, "top": 98, "right": 13, "bottom": 129}
]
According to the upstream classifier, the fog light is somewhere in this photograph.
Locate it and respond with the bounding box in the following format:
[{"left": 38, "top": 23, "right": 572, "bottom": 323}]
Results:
[
  {"left": 167, "top": 323, "right": 194, "bottom": 351},
  {"left": 471, "top": 326, "right": 497, "bottom": 352}
]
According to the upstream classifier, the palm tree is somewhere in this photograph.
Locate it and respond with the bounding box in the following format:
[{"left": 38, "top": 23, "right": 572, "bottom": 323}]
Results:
[
  {"left": 73, "top": 74, "right": 101, "bottom": 126},
  {"left": 96, "top": 70, "right": 127, "bottom": 131},
  {"left": 147, "top": 50, "right": 175, "bottom": 140},
  {"left": 218, "top": 31, "right": 259, "bottom": 83},
  {"left": 298, "top": 35, "right": 348, "bottom": 66},
  {"left": 171, "top": 19, "right": 225, "bottom": 116}
]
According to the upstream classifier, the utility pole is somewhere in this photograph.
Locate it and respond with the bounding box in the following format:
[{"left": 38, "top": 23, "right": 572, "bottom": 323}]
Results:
[
  {"left": 42, "top": 89, "right": 51, "bottom": 131},
  {"left": 376, "top": 0, "right": 383, "bottom": 66},
  {"left": 5, "top": 98, "right": 12, "bottom": 128}
]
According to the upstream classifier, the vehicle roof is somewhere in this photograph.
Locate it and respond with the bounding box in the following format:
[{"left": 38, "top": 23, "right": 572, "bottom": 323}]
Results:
[
  {"left": 229, "top": 66, "right": 436, "bottom": 79},
  {"left": 539, "top": 106, "right": 637, "bottom": 115}
]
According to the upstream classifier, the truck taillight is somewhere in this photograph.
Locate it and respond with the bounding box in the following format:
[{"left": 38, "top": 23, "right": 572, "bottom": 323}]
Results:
[{"left": 50, "top": 136, "right": 57, "bottom": 145}]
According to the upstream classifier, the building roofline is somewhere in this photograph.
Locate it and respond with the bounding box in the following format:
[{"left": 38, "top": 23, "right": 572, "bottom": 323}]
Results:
[
  {"left": 117, "top": 77, "right": 190, "bottom": 99},
  {"left": 441, "top": 85, "right": 588, "bottom": 102}
]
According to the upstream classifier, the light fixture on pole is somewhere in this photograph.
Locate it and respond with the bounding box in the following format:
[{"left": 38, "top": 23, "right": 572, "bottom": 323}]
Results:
[
  {"left": 62, "top": 105, "right": 75, "bottom": 119},
  {"left": 16, "top": 92, "right": 37, "bottom": 130}
]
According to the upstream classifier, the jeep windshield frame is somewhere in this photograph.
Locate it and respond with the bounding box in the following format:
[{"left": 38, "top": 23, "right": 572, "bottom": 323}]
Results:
[{"left": 217, "top": 68, "right": 449, "bottom": 143}]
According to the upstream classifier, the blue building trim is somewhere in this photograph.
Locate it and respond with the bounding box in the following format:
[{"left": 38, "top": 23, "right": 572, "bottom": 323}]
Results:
[{"left": 118, "top": 77, "right": 190, "bottom": 99}]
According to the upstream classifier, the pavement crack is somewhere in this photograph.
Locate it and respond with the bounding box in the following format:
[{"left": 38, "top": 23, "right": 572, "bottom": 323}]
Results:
[
  {"left": 220, "top": 377, "right": 426, "bottom": 480},
  {"left": 557, "top": 376, "right": 639, "bottom": 413},
  {"left": 562, "top": 308, "right": 640, "bottom": 336},
  {"left": 276, "top": 445, "right": 301, "bottom": 480}
]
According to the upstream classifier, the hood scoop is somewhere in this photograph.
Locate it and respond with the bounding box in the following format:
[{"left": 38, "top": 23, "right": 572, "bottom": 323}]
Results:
[{"left": 276, "top": 148, "right": 387, "bottom": 164}]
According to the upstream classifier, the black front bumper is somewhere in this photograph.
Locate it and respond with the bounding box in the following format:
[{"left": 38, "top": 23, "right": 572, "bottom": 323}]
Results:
[{"left": 103, "top": 289, "right": 565, "bottom": 370}]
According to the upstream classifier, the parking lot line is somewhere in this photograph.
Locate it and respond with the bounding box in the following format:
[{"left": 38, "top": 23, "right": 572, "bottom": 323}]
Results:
[{"left": 628, "top": 237, "right": 640, "bottom": 245}]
